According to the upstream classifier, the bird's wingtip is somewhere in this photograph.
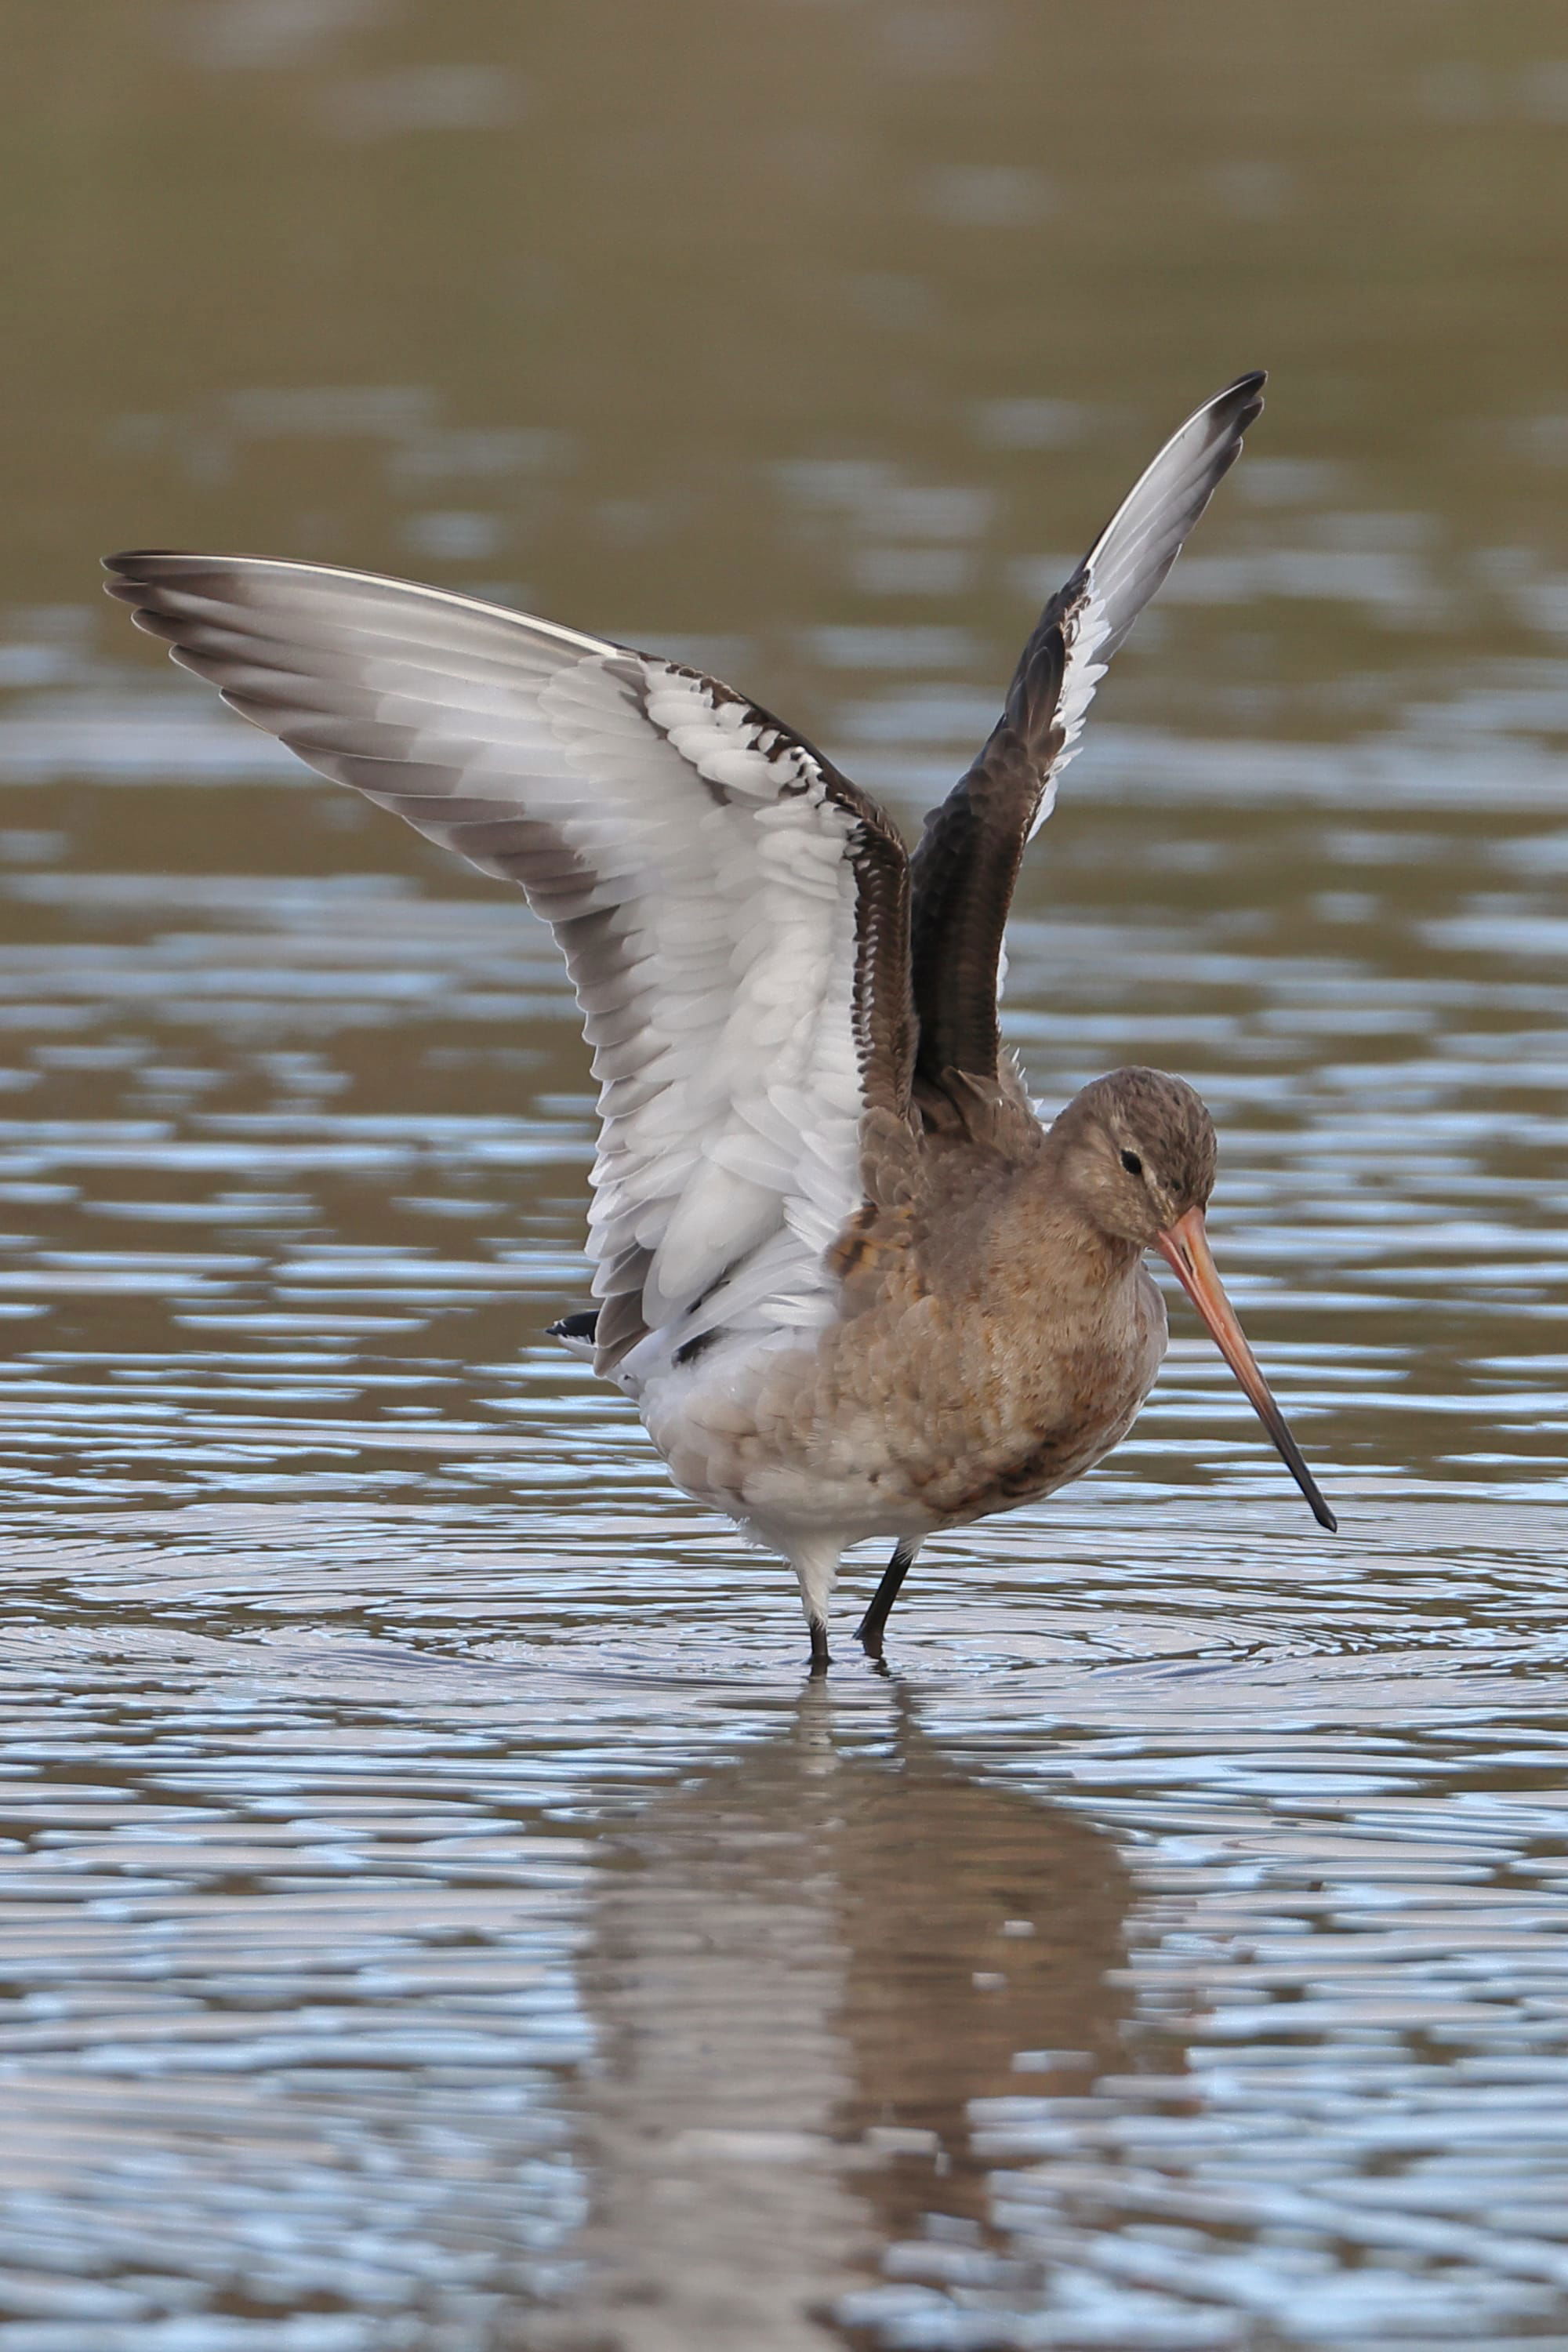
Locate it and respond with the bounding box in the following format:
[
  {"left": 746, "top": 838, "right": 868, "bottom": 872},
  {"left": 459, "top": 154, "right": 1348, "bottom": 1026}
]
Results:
[
  {"left": 1215, "top": 370, "right": 1266, "bottom": 422},
  {"left": 103, "top": 551, "right": 192, "bottom": 600}
]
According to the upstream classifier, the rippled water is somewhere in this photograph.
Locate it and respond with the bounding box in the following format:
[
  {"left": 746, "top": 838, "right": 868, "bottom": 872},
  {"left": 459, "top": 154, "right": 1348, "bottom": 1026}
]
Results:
[{"left": 4, "top": 1, "right": 1568, "bottom": 2345}]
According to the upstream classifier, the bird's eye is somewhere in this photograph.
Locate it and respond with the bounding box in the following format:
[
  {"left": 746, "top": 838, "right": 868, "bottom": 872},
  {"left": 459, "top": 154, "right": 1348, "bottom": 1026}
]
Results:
[{"left": 1120, "top": 1149, "right": 1144, "bottom": 1177}]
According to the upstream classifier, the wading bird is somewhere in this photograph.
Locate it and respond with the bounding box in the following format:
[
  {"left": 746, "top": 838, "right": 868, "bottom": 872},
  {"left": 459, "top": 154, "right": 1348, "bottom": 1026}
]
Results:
[{"left": 107, "top": 369, "right": 1334, "bottom": 1671}]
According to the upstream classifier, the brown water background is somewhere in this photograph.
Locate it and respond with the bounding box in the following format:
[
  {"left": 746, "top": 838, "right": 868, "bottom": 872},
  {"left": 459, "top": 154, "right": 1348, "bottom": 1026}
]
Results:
[{"left": 2, "top": 3, "right": 1568, "bottom": 2346}]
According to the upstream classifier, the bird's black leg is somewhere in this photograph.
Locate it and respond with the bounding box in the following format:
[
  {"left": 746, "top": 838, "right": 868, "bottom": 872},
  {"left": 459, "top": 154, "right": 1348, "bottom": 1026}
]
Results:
[
  {"left": 808, "top": 1617, "right": 832, "bottom": 1678},
  {"left": 855, "top": 1539, "right": 920, "bottom": 1658}
]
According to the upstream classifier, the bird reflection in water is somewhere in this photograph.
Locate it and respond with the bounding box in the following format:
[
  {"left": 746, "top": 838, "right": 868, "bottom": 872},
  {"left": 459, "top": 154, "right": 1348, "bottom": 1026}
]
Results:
[{"left": 527, "top": 1687, "right": 1138, "bottom": 2350}]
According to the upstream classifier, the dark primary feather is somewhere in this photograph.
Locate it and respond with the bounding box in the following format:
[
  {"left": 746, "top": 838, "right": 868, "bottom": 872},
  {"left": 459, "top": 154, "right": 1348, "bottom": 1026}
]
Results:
[
  {"left": 909, "top": 372, "right": 1265, "bottom": 1105},
  {"left": 907, "top": 622, "right": 1065, "bottom": 1093},
  {"left": 548, "top": 1308, "right": 600, "bottom": 1342}
]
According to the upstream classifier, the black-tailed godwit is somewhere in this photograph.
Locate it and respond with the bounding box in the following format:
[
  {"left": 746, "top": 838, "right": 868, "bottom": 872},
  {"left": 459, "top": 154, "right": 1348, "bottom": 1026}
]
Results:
[{"left": 107, "top": 368, "right": 1334, "bottom": 1670}]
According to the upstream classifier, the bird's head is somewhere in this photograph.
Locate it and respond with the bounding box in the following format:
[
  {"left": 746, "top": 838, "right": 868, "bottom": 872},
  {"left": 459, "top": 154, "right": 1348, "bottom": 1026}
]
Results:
[
  {"left": 1051, "top": 1065, "right": 1216, "bottom": 1248},
  {"left": 1051, "top": 1067, "right": 1335, "bottom": 1532}
]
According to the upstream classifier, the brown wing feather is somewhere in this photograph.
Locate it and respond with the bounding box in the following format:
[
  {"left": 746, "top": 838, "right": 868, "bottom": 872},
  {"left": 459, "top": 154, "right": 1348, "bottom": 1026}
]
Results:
[
  {"left": 909, "top": 372, "right": 1265, "bottom": 1112},
  {"left": 909, "top": 614, "right": 1068, "bottom": 1097}
]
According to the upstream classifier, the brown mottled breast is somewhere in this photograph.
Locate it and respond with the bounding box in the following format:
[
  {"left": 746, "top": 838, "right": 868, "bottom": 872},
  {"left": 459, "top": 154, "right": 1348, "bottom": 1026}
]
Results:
[{"left": 916, "top": 1277, "right": 1167, "bottom": 1526}]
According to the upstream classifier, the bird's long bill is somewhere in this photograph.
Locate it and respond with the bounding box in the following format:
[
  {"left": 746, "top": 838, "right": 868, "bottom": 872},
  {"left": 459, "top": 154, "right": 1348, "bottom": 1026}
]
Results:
[{"left": 1156, "top": 1206, "right": 1337, "bottom": 1532}]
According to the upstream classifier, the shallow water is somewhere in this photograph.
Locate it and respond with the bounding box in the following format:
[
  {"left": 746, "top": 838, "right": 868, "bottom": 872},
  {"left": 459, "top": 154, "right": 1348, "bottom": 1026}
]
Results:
[{"left": 3, "top": 1, "right": 1568, "bottom": 2344}]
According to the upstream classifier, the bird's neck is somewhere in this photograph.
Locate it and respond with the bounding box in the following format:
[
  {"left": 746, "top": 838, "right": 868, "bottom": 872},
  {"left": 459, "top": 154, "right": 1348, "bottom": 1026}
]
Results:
[
  {"left": 935, "top": 1143, "right": 1142, "bottom": 1314},
  {"left": 1012, "top": 1163, "right": 1142, "bottom": 1304}
]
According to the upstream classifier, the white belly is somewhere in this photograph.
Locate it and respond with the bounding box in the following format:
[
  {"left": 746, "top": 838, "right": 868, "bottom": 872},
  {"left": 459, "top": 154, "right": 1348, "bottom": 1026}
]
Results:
[{"left": 639, "top": 1334, "right": 925, "bottom": 1544}]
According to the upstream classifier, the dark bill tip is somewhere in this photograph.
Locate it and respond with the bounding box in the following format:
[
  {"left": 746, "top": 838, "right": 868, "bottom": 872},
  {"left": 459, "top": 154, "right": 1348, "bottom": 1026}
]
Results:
[{"left": 1156, "top": 1206, "right": 1337, "bottom": 1534}]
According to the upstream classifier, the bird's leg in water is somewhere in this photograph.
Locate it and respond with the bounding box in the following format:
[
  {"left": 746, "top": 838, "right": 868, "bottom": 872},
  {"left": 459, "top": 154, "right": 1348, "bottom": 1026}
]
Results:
[
  {"left": 808, "top": 1618, "right": 831, "bottom": 1677},
  {"left": 856, "top": 1538, "right": 921, "bottom": 1657}
]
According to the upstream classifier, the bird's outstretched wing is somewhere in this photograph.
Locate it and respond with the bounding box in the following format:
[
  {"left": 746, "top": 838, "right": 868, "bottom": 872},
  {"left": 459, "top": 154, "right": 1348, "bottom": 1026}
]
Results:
[
  {"left": 908, "top": 372, "right": 1265, "bottom": 1100},
  {"left": 104, "top": 556, "right": 914, "bottom": 1382}
]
